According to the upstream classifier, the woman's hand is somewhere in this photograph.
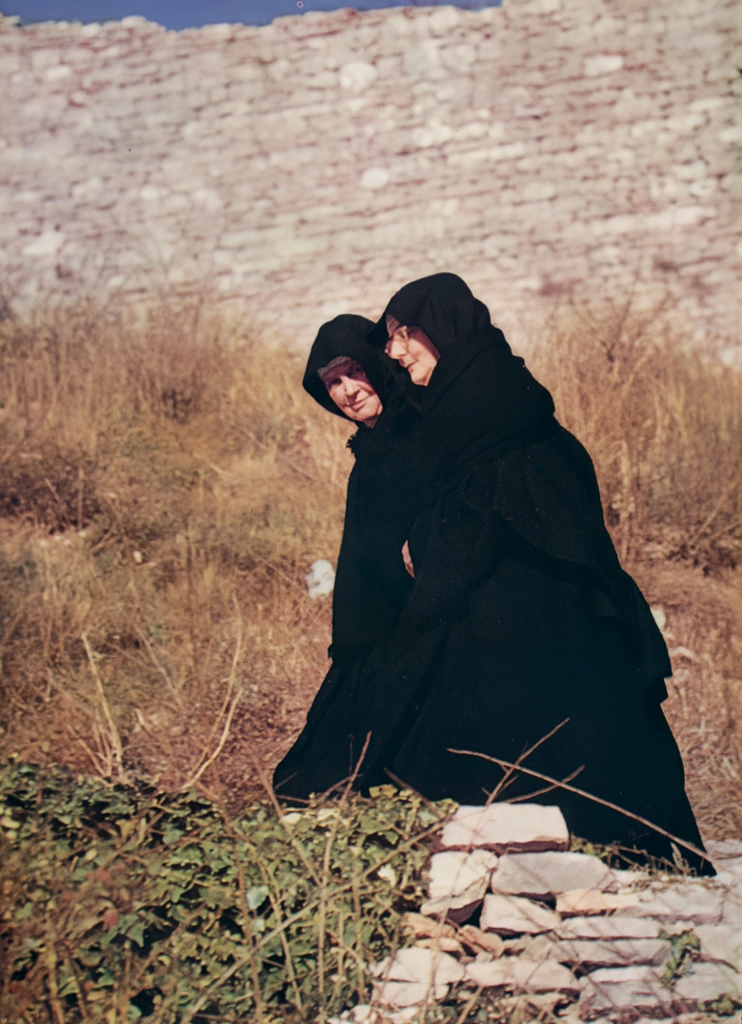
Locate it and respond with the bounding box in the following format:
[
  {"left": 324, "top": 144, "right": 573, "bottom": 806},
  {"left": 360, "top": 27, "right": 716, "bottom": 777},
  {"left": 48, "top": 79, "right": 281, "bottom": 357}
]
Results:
[{"left": 402, "top": 539, "right": 415, "bottom": 578}]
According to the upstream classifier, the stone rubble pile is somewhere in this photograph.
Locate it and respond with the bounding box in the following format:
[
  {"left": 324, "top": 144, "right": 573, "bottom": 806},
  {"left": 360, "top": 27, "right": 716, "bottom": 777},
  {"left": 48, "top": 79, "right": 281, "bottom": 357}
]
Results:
[{"left": 333, "top": 803, "right": 742, "bottom": 1023}]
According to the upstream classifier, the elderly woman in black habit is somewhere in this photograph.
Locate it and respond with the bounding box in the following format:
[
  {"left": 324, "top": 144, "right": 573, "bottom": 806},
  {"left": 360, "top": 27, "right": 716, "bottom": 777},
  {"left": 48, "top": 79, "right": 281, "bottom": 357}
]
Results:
[
  {"left": 363, "top": 273, "right": 711, "bottom": 874},
  {"left": 272, "top": 315, "right": 419, "bottom": 800}
]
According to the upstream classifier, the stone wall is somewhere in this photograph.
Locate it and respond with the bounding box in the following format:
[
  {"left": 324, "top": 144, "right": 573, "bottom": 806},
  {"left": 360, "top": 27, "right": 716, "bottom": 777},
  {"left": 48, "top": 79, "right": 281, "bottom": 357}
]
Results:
[{"left": 0, "top": 0, "right": 740, "bottom": 353}]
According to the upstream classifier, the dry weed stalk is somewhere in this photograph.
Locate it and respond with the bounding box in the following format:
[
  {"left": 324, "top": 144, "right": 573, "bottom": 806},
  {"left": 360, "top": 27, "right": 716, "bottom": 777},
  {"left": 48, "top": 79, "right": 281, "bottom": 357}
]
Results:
[{"left": 81, "top": 633, "right": 127, "bottom": 783}]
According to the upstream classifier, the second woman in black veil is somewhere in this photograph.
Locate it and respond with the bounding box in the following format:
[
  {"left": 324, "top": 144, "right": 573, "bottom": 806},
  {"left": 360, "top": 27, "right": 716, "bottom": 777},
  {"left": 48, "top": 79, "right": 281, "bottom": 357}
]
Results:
[{"left": 272, "top": 315, "right": 420, "bottom": 800}]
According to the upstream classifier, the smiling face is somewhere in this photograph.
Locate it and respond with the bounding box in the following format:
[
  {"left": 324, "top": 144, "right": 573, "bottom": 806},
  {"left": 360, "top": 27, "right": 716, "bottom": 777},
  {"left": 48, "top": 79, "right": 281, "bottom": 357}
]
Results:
[
  {"left": 318, "top": 357, "right": 383, "bottom": 426},
  {"left": 384, "top": 318, "right": 440, "bottom": 386}
]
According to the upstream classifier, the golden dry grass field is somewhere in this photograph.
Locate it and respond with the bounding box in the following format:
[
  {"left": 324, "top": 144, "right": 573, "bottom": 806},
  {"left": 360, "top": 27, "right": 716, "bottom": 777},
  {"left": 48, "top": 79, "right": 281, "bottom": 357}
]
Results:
[{"left": 0, "top": 294, "right": 740, "bottom": 841}]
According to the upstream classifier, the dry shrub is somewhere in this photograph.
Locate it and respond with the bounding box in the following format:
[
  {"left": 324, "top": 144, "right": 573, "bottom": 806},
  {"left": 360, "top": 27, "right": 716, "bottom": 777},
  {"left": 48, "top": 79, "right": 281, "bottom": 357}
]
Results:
[
  {"left": 0, "top": 293, "right": 740, "bottom": 838},
  {"left": 529, "top": 300, "right": 742, "bottom": 575}
]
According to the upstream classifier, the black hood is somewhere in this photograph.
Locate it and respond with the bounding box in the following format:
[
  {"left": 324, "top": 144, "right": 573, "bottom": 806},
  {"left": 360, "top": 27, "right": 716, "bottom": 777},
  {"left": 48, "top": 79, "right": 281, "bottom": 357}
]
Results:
[{"left": 303, "top": 314, "right": 399, "bottom": 421}]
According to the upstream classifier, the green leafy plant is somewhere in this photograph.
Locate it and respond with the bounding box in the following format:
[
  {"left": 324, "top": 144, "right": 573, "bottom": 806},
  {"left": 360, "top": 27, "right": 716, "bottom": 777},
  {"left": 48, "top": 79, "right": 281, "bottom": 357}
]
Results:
[
  {"left": 0, "top": 760, "right": 456, "bottom": 1023},
  {"left": 658, "top": 928, "right": 701, "bottom": 986}
]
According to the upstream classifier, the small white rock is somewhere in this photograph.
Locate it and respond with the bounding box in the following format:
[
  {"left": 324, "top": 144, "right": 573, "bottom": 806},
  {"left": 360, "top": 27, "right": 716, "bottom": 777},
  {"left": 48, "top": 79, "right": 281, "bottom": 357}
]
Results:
[
  {"left": 305, "top": 559, "right": 335, "bottom": 598},
  {"left": 480, "top": 893, "right": 561, "bottom": 936}
]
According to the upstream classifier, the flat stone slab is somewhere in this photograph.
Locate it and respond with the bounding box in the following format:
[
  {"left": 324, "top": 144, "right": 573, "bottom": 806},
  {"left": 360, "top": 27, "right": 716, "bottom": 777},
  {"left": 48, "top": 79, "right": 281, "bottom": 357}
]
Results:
[
  {"left": 557, "top": 916, "right": 662, "bottom": 940},
  {"left": 414, "top": 936, "right": 463, "bottom": 954},
  {"left": 373, "top": 978, "right": 449, "bottom": 1009},
  {"left": 464, "top": 956, "right": 581, "bottom": 995},
  {"left": 490, "top": 851, "right": 616, "bottom": 899},
  {"left": 694, "top": 924, "right": 742, "bottom": 970},
  {"left": 458, "top": 924, "right": 506, "bottom": 957},
  {"left": 371, "top": 946, "right": 465, "bottom": 987},
  {"left": 618, "top": 883, "right": 725, "bottom": 925},
  {"left": 673, "top": 961, "right": 742, "bottom": 1003},
  {"left": 427, "top": 849, "right": 499, "bottom": 906},
  {"left": 556, "top": 888, "right": 641, "bottom": 916},
  {"left": 402, "top": 913, "right": 457, "bottom": 940},
  {"left": 440, "top": 803, "right": 569, "bottom": 854},
  {"left": 577, "top": 965, "right": 676, "bottom": 1019},
  {"left": 553, "top": 938, "right": 670, "bottom": 968},
  {"left": 510, "top": 958, "right": 582, "bottom": 996},
  {"left": 480, "top": 893, "right": 561, "bottom": 936}
]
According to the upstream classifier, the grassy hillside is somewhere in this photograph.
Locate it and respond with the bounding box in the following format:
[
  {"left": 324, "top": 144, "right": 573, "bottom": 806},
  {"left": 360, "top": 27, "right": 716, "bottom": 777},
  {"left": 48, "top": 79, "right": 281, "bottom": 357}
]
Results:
[{"left": 0, "top": 294, "right": 740, "bottom": 836}]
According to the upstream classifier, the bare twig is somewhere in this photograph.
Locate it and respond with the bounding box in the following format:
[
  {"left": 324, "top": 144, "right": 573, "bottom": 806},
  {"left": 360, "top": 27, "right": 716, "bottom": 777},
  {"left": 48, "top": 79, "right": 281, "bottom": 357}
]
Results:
[
  {"left": 484, "top": 718, "right": 571, "bottom": 807},
  {"left": 180, "top": 601, "right": 244, "bottom": 792}
]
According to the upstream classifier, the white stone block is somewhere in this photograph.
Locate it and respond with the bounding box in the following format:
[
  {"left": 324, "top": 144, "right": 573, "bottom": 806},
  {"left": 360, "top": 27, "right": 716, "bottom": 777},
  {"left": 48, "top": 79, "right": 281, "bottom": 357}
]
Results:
[
  {"left": 520, "top": 181, "right": 557, "bottom": 202},
  {"left": 464, "top": 956, "right": 579, "bottom": 995},
  {"left": 412, "top": 121, "right": 453, "bottom": 148},
  {"left": 578, "top": 966, "right": 674, "bottom": 1019},
  {"left": 624, "top": 883, "right": 725, "bottom": 925},
  {"left": 694, "top": 925, "right": 742, "bottom": 970},
  {"left": 510, "top": 957, "right": 581, "bottom": 995},
  {"left": 673, "top": 961, "right": 742, "bottom": 1002},
  {"left": 558, "top": 916, "right": 660, "bottom": 940},
  {"left": 556, "top": 888, "right": 641, "bottom": 916},
  {"left": 45, "top": 64, "right": 72, "bottom": 81},
  {"left": 370, "top": 942, "right": 462, "bottom": 991},
  {"left": 554, "top": 938, "right": 670, "bottom": 968},
  {"left": 584, "top": 54, "right": 624, "bottom": 77},
  {"left": 339, "top": 61, "right": 376, "bottom": 92},
  {"left": 361, "top": 167, "right": 390, "bottom": 190},
  {"left": 428, "top": 7, "right": 462, "bottom": 35},
  {"left": 374, "top": 979, "right": 449, "bottom": 1008},
  {"left": 463, "top": 957, "right": 512, "bottom": 989},
  {"left": 22, "top": 230, "right": 65, "bottom": 257},
  {"left": 480, "top": 893, "right": 561, "bottom": 936},
  {"left": 428, "top": 849, "right": 499, "bottom": 902},
  {"left": 490, "top": 851, "right": 616, "bottom": 899},
  {"left": 458, "top": 924, "right": 505, "bottom": 957},
  {"left": 402, "top": 913, "right": 457, "bottom": 940},
  {"left": 440, "top": 804, "right": 569, "bottom": 853}
]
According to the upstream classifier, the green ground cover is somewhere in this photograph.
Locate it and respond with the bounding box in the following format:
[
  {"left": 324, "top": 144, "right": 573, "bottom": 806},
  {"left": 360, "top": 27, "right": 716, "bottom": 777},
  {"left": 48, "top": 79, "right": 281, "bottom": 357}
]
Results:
[{"left": 0, "top": 761, "right": 455, "bottom": 1024}]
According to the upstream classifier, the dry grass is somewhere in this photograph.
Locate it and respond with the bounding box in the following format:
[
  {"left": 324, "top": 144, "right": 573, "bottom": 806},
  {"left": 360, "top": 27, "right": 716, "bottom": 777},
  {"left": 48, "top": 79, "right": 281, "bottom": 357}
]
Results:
[
  {"left": 0, "top": 293, "right": 740, "bottom": 838},
  {"left": 0, "top": 295, "right": 353, "bottom": 799}
]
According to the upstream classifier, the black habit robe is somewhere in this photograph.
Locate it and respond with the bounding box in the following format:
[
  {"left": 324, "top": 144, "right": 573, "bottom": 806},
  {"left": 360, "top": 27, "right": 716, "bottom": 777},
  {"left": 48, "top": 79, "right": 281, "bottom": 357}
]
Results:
[{"left": 362, "top": 274, "right": 711, "bottom": 874}]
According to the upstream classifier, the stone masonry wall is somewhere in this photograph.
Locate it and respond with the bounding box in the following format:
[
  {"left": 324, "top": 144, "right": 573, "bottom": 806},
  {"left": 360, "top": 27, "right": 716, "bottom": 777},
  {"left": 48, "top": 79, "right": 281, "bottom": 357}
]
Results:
[{"left": 0, "top": 0, "right": 740, "bottom": 353}]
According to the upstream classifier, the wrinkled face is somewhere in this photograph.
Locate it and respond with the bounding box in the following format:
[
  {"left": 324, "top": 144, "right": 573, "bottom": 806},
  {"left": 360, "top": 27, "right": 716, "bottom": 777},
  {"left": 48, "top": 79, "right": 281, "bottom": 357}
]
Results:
[
  {"left": 320, "top": 358, "right": 383, "bottom": 426},
  {"left": 384, "top": 319, "right": 440, "bottom": 386}
]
